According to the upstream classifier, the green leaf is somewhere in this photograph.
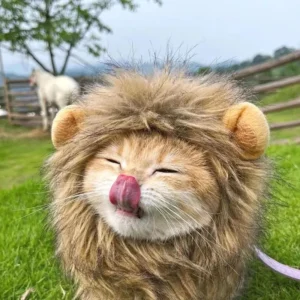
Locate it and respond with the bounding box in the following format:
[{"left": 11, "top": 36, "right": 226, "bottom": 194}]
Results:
[{"left": 0, "top": 0, "right": 162, "bottom": 73}]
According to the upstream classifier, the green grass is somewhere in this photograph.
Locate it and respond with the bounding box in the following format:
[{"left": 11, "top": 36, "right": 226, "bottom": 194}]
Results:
[
  {"left": 0, "top": 145, "right": 299, "bottom": 299},
  {"left": 0, "top": 119, "right": 53, "bottom": 189},
  {"left": 244, "top": 145, "right": 300, "bottom": 299},
  {"left": 259, "top": 84, "right": 300, "bottom": 106},
  {"left": 1, "top": 90, "right": 300, "bottom": 299},
  {"left": 0, "top": 119, "right": 30, "bottom": 135},
  {"left": 0, "top": 121, "right": 74, "bottom": 298},
  {"left": 0, "top": 138, "right": 53, "bottom": 189},
  {"left": 0, "top": 142, "right": 300, "bottom": 299},
  {"left": 0, "top": 180, "right": 74, "bottom": 299},
  {"left": 269, "top": 127, "right": 300, "bottom": 141},
  {"left": 258, "top": 84, "right": 300, "bottom": 141}
]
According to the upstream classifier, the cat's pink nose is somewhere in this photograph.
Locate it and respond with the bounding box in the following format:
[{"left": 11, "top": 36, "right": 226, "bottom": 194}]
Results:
[{"left": 109, "top": 175, "right": 141, "bottom": 212}]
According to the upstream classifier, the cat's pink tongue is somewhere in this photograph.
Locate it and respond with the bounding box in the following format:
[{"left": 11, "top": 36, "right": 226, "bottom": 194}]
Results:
[{"left": 109, "top": 175, "right": 141, "bottom": 214}]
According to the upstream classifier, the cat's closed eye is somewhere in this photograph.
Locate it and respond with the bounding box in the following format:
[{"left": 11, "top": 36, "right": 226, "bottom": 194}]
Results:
[
  {"left": 105, "top": 158, "right": 121, "bottom": 166},
  {"left": 154, "top": 168, "right": 179, "bottom": 174}
]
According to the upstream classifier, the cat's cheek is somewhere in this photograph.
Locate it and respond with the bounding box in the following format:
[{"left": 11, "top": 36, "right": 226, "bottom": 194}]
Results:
[
  {"left": 82, "top": 173, "right": 94, "bottom": 195},
  {"left": 83, "top": 169, "right": 119, "bottom": 218}
]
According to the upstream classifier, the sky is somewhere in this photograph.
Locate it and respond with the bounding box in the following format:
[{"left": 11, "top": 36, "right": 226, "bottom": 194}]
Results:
[{"left": 2, "top": 0, "right": 300, "bottom": 75}]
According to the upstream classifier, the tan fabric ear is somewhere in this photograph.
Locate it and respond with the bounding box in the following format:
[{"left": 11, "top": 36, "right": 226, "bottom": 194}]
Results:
[
  {"left": 51, "top": 105, "right": 85, "bottom": 149},
  {"left": 223, "top": 102, "right": 269, "bottom": 160}
]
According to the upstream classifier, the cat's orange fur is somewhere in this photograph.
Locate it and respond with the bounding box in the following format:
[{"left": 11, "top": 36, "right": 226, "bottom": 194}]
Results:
[
  {"left": 83, "top": 134, "right": 219, "bottom": 239},
  {"left": 46, "top": 70, "right": 270, "bottom": 299}
]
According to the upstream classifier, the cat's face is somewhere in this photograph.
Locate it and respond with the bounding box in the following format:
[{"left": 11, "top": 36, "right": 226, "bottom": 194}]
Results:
[{"left": 83, "top": 133, "right": 219, "bottom": 240}]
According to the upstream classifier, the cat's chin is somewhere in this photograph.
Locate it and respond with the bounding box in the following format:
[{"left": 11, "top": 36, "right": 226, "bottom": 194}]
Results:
[
  {"left": 101, "top": 207, "right": 197, "bottom": 241},
  {"left": 115, "top": 207, "right": 144, "bottom": 218}
]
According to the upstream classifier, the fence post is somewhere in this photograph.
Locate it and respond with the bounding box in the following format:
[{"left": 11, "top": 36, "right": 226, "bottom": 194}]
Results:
[
  {"left": 233, "top": 50, "right": 300, "bottom": 79},
  {"left": 3, "top": 78, "right": 11, "bottom": 122},
  {"left": 0, "top": 45, "right": 11, "bottom": 121}
]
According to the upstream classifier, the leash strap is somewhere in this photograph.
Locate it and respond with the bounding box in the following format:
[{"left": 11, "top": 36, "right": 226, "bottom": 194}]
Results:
[{"left": 255, "top": 247, "right": 300, "bottom": 281}]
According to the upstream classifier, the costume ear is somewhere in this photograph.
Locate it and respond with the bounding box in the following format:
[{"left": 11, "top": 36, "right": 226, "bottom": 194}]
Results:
[
  {"left": 223, "top": 102, "right": 269, "bottom": 160},
  {"left": 51, "top": 105, "right": 85, "bottom": 149}
]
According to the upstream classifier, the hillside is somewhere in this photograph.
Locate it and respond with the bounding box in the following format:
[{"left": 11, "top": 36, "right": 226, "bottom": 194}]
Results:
[
  {"left": 1, "top": 61, "right": 204, "bottom": 84},
  {"left": 198, "top": 46, "right": 300, "bottom": 86}
]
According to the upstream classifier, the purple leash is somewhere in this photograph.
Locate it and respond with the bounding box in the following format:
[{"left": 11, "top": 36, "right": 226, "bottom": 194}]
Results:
[{"left": 255, "top": 247, "right": 300, "bottom": 281}]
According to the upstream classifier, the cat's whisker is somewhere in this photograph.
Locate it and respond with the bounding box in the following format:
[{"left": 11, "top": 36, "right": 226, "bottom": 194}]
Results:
[
  {"left": 151, "top": 203, "right": 216, "bottom": 273},
  {"left": 154, "top": 192, "right": 257, "bottom": 230},
  {"left": 157, "top": 205, "right": 238, "bottom": 275},
  {"left": 54, "top": 191, "right": 98, "bottom": 202},
  {"left": 154, "top": 205, "right": 177, "bottom": 238},
  {"left": 143, "top": 189, "right": 214, "bottom": 215},
  {"left": 50, "top": 168, "right": 86, "bottom": 178},
  {"left": 157, "top": 199, "right": 239, "bottom": 274},
  {"left": 18, "top": 206, "right": 51, "bottom": 220},
  {"left": 144, "top": 189, "right": 215, "bottom": 223},
  {"left": 157, "top": 206, "right": 205, "bottom": 256},
  {"left": 13, "top": 191, "right": 93, "bottom": 215},
  {"left": 24, "top": 183, "right": 85, "bottom": 195},
  {"left": 158, "top": 196, "right": 214, "bottom": 222},
  {"left": 147, "top": 194, "right": 232, "bottom": 254}
]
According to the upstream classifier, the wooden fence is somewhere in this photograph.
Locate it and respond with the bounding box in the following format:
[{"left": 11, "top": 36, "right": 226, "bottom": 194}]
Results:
[
  {"left": 3, "top": 79, "right": 42, "bottom": 126},
  {"left": 231, "top": 52, "right": 300, "bottom": 144},
  {"left": 263, "top": 99, "right": 300, "bottom": 131},
  {"left": 1, "top": 51, "right": 300, "bottom": 142},
  {"left": 232, "top": 50, "right": 300, "bottom": 80},
  {"left": 0, "top": 87, "right": 5, "bottom": 115},
  {"left": 2, "top": 76, "right": 96, "bottom": 127}
]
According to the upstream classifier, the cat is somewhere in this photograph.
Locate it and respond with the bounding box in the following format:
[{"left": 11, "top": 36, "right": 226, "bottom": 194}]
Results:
[{"left": 46, "top": 70, "right": 270, "bottom": 299}]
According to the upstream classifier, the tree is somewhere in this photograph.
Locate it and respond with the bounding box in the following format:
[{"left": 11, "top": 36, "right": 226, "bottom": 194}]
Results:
[
  {"left": 252, "top": 54, "right": 271, "bottom": 65},
  {"left": 0, "top": 0, "right": 162, "bottom": 75},
  {"left": 274, "top": 46, "right": 295, "bottom": 59},
  {"left": 197, "top": 66, "right": 212, "bottom": 75}
]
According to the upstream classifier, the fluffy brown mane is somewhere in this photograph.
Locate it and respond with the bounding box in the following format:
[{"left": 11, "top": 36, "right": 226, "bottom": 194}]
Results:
[{"left": 46, "top": 70, "right": 270, "bottom": 299}]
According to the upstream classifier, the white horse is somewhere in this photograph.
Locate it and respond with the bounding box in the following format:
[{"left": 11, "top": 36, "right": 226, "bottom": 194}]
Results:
[{"left": 30, "top": 69, "right": 80, "bottom": 130}]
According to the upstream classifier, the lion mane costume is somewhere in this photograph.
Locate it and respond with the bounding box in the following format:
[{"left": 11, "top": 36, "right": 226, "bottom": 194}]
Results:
[{"left": 46, "top": 70, "right": 270, "bottom": 299}]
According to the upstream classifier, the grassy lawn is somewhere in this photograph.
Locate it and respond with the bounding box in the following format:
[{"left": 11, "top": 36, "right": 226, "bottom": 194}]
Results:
[
  {"left": 1, "top": 97, "right": 300, "bottom": 299},
  {"left": 258, "top": 84, "right": 300, "bottom": 142},
  {"left": 0, "top": 121, "right": 73, "bottom": 298},
  {"left": 244, "top": 145, "right": 300, "bottom": 299},
  {"left": 0, "top": 119, "right": 30, "bottom": 135},
  {"left": 0, "top": 138, "right": 53, "bottom": 189},
  {"left": 259, "top": 84, "right": 300, "bottom": 106},
  {"left": 0, "top": 180, "right": 74, "bottom": 299}
]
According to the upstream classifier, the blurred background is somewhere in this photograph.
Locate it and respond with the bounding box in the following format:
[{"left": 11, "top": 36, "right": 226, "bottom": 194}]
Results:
[{"left": 0, "top": 1, "right": 300, "bottom": 299}]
